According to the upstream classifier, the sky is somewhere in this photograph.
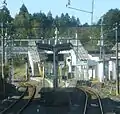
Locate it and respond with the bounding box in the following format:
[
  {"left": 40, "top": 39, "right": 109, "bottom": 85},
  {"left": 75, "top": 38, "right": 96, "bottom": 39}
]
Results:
[{"left": 2, "top": 0, "right": 120, "bottom": 24}]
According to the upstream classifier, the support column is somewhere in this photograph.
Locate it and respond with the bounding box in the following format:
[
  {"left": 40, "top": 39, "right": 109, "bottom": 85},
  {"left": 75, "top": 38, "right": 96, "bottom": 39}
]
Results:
[
  {"left": 98, "top": 62, "right": 104, "bottom": 82},
  {"left": 53, "top": 48, "right": 58, "bottom": 88}
]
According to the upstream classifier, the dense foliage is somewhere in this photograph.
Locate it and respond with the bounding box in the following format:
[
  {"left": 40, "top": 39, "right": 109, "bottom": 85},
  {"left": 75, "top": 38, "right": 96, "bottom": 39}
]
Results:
[{"left": 0, "top": 4, "right": 120, "bottom": 51}]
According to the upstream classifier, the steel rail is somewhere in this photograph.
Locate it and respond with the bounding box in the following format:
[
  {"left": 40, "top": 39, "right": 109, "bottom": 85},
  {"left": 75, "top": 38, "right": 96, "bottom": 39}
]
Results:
[
  {"left": 84, "top": 87, "right": 104, "bottom": 114},
  {"left": 1, "top": 85, "right": 36, "bottom": 114},
  {"left": 0, "top": 86, "right": 28, "bottom": 114},
  {"left": 17, "top": 86, "right": 36, "bottom": 114},
  {"left": 76, "top": 87, "right": 89, "bottom": 114}
]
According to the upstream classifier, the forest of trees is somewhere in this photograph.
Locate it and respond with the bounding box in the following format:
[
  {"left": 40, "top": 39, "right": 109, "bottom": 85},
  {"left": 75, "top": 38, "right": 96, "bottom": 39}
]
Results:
[
  {"left": 1, "top": 4, "right": 120, "bottom": 51},
  {"left": 0, "top": 4, "right": 81, "bottom": 38}
]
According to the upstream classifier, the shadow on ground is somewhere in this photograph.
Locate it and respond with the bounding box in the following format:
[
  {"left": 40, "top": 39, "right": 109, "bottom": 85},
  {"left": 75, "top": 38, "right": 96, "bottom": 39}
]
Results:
[
  {"left": 0, "top": 79, "right": 28, "bottom": 100},
  {"left": 0, "top": 86, "right": 120, "bottom": 114}
]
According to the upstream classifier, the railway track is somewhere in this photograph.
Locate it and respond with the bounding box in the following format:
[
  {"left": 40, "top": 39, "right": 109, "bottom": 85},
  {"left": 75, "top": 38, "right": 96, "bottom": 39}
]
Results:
[
  {"left": 0, "top": 85, "right": 36, "bottom": 114},
  {"left": 0, "top": 86, "right": 28, "bottom": 113},
  {"left": 76, "top": 87, "right": 88, "bottom": 114},
  {"left": 77, "top": 86, "right": 104, "bottom": 114},
  {"left": 85, "top": 87, "right": 104, "bottom": 114}
]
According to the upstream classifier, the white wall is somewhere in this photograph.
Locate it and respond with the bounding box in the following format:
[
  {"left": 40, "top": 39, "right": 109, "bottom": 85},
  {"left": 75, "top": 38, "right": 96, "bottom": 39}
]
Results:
[
  {"left": 28, "top": 51, "right": 34, "bottom": 76},
  {"left": 108, "top": 61, "right": 112, "bottom": 80},
  {"left": 88, "top": 69, "right": 96, "bottom": 79},
  {"left": 88, "top": 54, "right": 99, "bottom": 61},
  {"left": 77, "top": 66, "right": 82, "bottom": 80},
  {"left": 88, "top": 54, "right": 99, "bottom": 80},
  {"left": 98, "top": 62, "right": 104, "bottom": 82},
  {"left": 84, "top": 68, "right": 89, "bottom": 80},
  {"left": 70, "top": 50, "right": 76, "bottom": 66},
  {"left": 66, "top": 56, "right": 72, "bottom": 73},
  {"left": 88, "top": 69, "right": 92, "bottom": 79},
  {"left": 112, "top": 61, "right": 116, "bottom": 80}
]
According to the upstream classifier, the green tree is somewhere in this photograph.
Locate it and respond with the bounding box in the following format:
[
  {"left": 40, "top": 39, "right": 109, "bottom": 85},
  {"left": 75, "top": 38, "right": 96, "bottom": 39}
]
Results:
[
  {"left": 82, "top": 26, "right": 101, "bottom": 51},
  {"left": 64, "top": 13, "right": 71, "bottom": 27},
  {"left": 33, "top": 11, "right": 49, "bottom": 38},
  {"left": 59, "top": 13, "right": 65, "bottom": 27},
  {"left": 13, "top": 4, "right": 31, "bottom": 39},
  {"left": 31, "top": 19, "right": 41, "bottom": 38},
  {"left": 11, "top": 5, "right": 82, "bottom": 39},
  {"left": 53, "top": 15, "right": 60, "bottom": 27},
  {"left": 70, "top": 16, "right": 76, "bottom": 27},
  {"left": 0, "top": 6, "right": 13, "bottom": 23},
  {"left": 102, "top": 9, "right": 120, "bottom": 30},
  {"left": 70, "top": 16, "right": 80, "bottom": 27},
  {"left": 76, "top": 18, "right": 81, "bottom": 26},
  {"left": 19, "top": 4, "right": 29, "bottom": 15},
  {"left": 0, "top": 6, "right": 13, "bottom": 35},
  {"left": 83, "top": 23, "right": 89, "bottom": 27},
  {"left": 47, "top": 11, "right": 53, "bottom": 27},
  {"left": 46, "top": 11, "right": 54, "bottom": 38},
  {"left": 98, "top": 8, "right": 120, "bottom": 49}
]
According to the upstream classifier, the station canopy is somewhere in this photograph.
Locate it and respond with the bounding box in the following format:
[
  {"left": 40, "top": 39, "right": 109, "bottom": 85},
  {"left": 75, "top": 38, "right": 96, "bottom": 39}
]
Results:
[{"left": 36, "top": 38, "right": 89, "bottom": 61}]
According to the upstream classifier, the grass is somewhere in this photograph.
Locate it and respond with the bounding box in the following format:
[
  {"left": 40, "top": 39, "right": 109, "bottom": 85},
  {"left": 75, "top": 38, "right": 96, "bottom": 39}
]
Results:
[
  {"left": 90, "top": 78, "right": 99, "bottom": 83},
  {"left": 14, "top": 64, "right": 26, "bottom": 79},
  {"left": 19, "top": 80, "right": 40, "bottom": 86},
  {"left": 90, "top": 82, "right": 120, "bottom": 99}
]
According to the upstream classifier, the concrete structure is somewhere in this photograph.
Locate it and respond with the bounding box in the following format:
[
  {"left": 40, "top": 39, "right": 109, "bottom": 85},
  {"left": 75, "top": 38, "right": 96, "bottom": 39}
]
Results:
[
  {"left": 108, "top": 57, "right": 120, "bottom": 81},
  {"left": 108, "top": 60, "right": 116, "bottom": 80},
  {"left": 1, "top": 38, "right": 116, "bottom": 82},
  {"left": 109, "top": 43, "right": 120, "bottom": 81},
  {"left": 87, "top": 53, "right": 114, "bottom": 82},
  {"left": 88, "top": 55, "right": 98, "bottom": 80},
  {"left": 34, "top": 38, "right": 90, "bottom": 80}
]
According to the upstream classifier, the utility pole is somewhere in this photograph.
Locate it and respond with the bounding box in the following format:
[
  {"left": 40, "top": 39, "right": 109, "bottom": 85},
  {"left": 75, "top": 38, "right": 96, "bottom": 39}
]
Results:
[
  {"left": 66, "top": 0, "right": 94, "bottom": 25},
  {"left": 115, "top": 23, "right": 119, "bottom": 95},
  {"left": 1, "top": 0, "right": 7, "bottom": 97},
  {"left": 8, "top": 36, "right": 14, "bottom": 84},
  {"left": 91, "top": 0, "right": 94, "bottom": 25},
  {"left": 100, "top": 17, "right": 105, "bottom": 82},
  {"left": 100, "top": 17, "right": 103, "bottom": 59},
  {"left": 53, "top": 27, "right": 59, "bottom": 88},
  {"left": 55, "top": 27, "right": 58, "bottom": 44},
  {"left": 53, "top": 48, "right": 57, "bottom": 88},
  {"left": 1, "top": 22, "right": 5, "bottom": 97},
  {"left": 76, "top": 32, "right": 78, "bottom": 79}
]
